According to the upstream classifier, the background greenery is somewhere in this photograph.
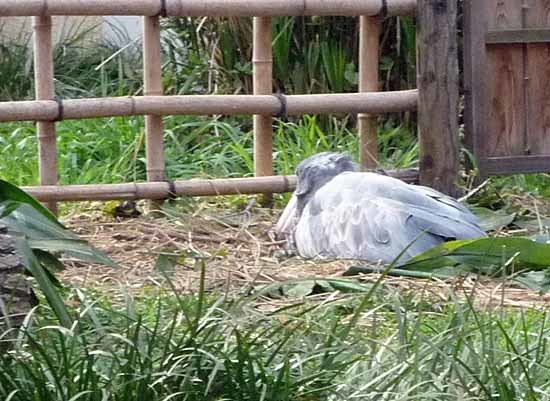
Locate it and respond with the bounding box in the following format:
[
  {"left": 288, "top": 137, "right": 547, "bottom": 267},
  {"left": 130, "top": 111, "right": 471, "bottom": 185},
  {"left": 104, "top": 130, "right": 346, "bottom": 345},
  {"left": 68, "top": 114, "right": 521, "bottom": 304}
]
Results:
[{"left": 0, "top": 15, "right": 418, "bottom": 188}]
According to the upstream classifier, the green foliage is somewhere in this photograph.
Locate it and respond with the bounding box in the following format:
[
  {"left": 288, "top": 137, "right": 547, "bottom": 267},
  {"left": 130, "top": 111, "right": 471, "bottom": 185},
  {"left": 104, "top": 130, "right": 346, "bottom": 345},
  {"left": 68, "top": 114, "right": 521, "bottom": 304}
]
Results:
[
  {"left": 159, "top": 15, "right": 417, "bottom": 99},
  {"left": 0, "top": 20, "right": 142, "bottom": 101},
  {"left": 404, "top": 237, "right": 550, "bottom": 272},
  {"left": 0, "top": 38, "right": 33, "bottom": 101},
  {"left": 2, "top": 279, "right": 550, "bottom": 400},
  {"left": 0, "top": 15, "right": 422, "bottom": 186},
  {"left": 0, "top": 116, "right": 418, "bottom": 187},
  {"left": 0, "top": 180, "right": 117, "bottom": 327},
  {"left": 347, "top": 234, "right": 550, "bottom": 292}
]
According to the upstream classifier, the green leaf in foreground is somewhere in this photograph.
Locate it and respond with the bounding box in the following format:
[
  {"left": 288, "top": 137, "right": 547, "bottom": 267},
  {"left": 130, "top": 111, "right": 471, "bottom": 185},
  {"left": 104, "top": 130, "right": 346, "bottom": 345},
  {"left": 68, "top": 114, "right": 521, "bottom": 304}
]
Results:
[
  {"left": 0, "top": 179, "right": 61, "bottom": 227},
  {"left": 343, "top": 237, "right": 550, "bottom": 292},
  {"left": 257, "top": 278, "right": 372, "bottom": 298},
  {"left": 471, "top": 206, "right": 516, "bottom": 232},
  {"left": 16, "top": 239, "right": 74, "bottom": 328},
  {"left": 154, "top": 253, "right": 178, "bottom": 276},
  {"left": 2, "top": 202, "right": 117, "bottom": 268},
  {"left": 0, "top": 182, "right": 118, "bottom": 326},
  {"left": 400, "top": 237, "right": 550, "bottom": 271}
]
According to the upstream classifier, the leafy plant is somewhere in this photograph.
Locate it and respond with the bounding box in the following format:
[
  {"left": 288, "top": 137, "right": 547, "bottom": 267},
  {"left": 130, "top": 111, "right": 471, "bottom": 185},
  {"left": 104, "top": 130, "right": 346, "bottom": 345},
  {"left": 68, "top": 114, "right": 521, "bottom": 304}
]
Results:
[
  {"left": 321, "top": 41, "right": 353, "bottom": 93},
  {"left": 0, "top": 179, "right": 117, "bottom": 327},
  {"left": 0, "top": 115, "right": 418, "bottom": 188}
]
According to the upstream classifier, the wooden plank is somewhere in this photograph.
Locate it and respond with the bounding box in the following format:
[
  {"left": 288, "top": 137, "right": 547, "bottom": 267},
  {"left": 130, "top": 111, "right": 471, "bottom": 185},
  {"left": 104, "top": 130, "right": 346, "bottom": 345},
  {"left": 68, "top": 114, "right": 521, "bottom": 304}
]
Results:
[
  {"left": 485, "top": 0, "right": 526, "bottom": 158},
  {"left": 486, "top": 28, "right": 550, "bottom": 44},
  {"left": 417, "top": 0, "right": 459, "bottom": 195},
  {"left": 525, "top": 0, "right": 550, "bottom": 156},
  {"left": 463, "top": 0, "right": 490, "bottom": 177},
  {"left": 486, "top": 155, "right": 550, "bottom": 174}
]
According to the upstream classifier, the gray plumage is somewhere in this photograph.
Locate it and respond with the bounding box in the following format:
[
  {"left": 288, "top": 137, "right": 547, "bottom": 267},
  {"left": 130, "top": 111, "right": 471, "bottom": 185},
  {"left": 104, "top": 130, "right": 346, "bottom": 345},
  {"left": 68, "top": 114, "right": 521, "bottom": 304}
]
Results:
[{"left": 274, "top": 152, "right": 486, "bottom": 264}]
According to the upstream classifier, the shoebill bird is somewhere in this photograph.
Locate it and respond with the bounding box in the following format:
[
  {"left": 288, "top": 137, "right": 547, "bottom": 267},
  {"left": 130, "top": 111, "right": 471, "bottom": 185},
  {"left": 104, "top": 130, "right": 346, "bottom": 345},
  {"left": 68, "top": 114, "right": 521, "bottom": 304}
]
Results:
[{"left": 274, "top": 152, "right": 485, "bottom": 264}]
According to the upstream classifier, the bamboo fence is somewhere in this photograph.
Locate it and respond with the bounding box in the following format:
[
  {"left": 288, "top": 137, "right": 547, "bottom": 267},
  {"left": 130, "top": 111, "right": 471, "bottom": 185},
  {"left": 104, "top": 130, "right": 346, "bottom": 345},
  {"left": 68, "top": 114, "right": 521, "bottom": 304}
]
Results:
[
  {"left": 2, "top": 0, "right": 416, "bottom": 17},
  {"left": 0, "top": 0, "right": 460, "bottom": 206}
]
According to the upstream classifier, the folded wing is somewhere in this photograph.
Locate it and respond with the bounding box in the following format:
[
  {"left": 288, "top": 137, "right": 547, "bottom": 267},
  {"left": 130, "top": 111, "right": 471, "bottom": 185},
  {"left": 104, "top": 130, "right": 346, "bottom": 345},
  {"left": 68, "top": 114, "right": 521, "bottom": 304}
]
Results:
[{"left": 294, "top": 172, "right": 485, "bottom": 264}]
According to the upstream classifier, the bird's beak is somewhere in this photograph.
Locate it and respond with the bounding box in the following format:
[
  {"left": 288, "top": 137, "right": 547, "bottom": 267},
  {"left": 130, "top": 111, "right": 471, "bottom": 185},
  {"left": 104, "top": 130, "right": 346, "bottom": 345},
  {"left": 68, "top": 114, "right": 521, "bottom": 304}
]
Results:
[{"left": 274, "top": 193, "right": 298, "bottom": 240}]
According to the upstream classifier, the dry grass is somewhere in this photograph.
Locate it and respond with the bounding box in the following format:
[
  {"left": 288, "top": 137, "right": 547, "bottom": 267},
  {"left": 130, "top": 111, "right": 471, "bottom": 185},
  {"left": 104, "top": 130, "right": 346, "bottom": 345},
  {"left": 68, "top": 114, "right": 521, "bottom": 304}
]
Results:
[{"left": 57, "top": 198, "right": 550, "bottom": 309}]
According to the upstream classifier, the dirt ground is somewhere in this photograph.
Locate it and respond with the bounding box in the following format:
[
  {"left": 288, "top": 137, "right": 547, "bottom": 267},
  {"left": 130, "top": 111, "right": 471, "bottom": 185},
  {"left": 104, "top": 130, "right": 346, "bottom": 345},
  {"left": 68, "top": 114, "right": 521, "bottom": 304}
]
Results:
[{"left": 59, "top": 198, "right": 550, "bottom": 309}]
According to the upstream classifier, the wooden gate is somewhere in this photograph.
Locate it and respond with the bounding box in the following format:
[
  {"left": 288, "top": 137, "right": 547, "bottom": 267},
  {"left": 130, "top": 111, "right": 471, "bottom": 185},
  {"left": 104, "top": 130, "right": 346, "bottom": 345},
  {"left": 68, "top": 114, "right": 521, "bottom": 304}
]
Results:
[{"left": 464, "top": 0, "right": 550, "bottom": 177}]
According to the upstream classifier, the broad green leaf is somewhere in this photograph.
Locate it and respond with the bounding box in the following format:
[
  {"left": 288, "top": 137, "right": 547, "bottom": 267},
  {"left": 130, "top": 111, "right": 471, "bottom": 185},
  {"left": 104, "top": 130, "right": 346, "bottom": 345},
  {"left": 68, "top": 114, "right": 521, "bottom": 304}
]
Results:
[
  {"left": 29, "top": 239, "right": 118, "bottom": 268},
  {"left": 514, "top": 218, "right": 550, "bottom": 233},
  {"left": 401, "top": 237, "right": 550, "bottom": 272},
  {"left": 154, "top": 254, "right": 177, "bottom": 276},
  {"left": 32, "top": 249, "right": 66, "bottom": 273},
  {"left": 0, "top": 179, "right": 62, "bottom": 226},
  {"left": 259, "top": 278, "right": 371, "bottom": 299},
  {"left": 348, "top": 258, "right": 550, "bottom": 293},
  {"left": 16, "top": 238, "right": 73, "bottom": 328},
  {"left": 315, "top": 279, "right": 372, "bottom": 294},
  {"left": 283, "top": 280, "right": 316, "bottom": 298},
  {"left": 2, "top": 202, "right": 117, "bottom": 268},
  {"left": 31, "top": 249, "right": 65, "bottom": 288},
  {"left": 3, "top": 203, "right": 78, "bottom": 240},
  {"left": 344, "top": 265, "right": 460, "bottom": 280},
  {"left": 513, "top": 270, "right": 550, "bottom": 293},
  {"left": 471, "top": 207, "right": 516, "bottom": 232}
]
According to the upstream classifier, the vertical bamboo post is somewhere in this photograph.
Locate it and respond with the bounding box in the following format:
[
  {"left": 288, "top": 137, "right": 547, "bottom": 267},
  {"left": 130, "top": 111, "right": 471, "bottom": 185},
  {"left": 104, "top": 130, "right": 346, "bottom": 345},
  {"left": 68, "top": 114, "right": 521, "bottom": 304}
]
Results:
[
  {"left": 358, "top": 15, "right": 381, "bottom": 170},
  {"left": 33, "top": 16, "right": 58, "bottom": 214},
  {"left": 143, "top": 16, "right": 166, "bottom": 184},
  {"left": 253, "top": 17, "right": 274, "bottom": 205},
  {"left": 417, "top": 0, "right": 459, "bottom": 196}
]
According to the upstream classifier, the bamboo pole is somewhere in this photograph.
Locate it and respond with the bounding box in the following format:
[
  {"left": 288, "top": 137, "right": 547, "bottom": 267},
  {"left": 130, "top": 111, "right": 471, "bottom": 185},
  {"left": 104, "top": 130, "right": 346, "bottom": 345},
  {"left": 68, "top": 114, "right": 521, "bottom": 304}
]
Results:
[
  {"left": 22, "top": 169, "right": 419, "bottom": 202},
  {"left": 0, "top": 91, "right": 419, "bottom": 122},
  {"left": 358, "top": 15, "right": 381, "bottom": 170},
  {"left": 143, "top": 16, "right": 166, "bottom": 184},
  {"left": 253, "top": 17, "right": 273, "bottom": 204},
  {"left": 33, "top": 16, "right": 57, "bottom": 214},
  {"left": 1, "top": 0, "right": 417, "bottom": 17}
]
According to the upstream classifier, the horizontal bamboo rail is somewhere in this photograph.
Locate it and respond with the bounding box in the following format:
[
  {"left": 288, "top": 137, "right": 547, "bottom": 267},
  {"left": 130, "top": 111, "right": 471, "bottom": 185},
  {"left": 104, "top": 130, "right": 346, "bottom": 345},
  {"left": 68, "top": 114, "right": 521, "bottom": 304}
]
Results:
[
  {"left": 0, "top": 91, "right": 418, "bottom": 123},
  {"left": 1, "top": 0, "right": 416, "bottom": 17},
  {"left": 22, "top": 169, "right": 419, "bottom": 202}
]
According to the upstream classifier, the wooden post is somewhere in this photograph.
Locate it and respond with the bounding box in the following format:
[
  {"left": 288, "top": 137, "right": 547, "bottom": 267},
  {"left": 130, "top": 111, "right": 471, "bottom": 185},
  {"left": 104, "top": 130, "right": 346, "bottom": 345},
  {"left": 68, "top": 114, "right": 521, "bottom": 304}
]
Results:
[
  {"left": 417, "top": 0, "right": 459, "bottom": 196},
  {"left": 33, "top": 16, "right": 58, "bottom": 214},
  {"left": 358, "top": 15, "right": 381, "bottom": 170},
  {"left": 253, "top": 17, "right": 273, "bottom": 204}
]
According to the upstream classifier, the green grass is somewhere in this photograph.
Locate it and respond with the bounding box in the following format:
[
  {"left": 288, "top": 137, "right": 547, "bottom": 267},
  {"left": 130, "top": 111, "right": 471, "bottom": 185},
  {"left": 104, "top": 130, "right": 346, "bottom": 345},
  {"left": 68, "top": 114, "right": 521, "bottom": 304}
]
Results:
[
  {"left": 2, "top": 280, "right": 550, "bottom": 401},
  {"left": 0, "top": 115, "right": 418, "bottom": 187}
]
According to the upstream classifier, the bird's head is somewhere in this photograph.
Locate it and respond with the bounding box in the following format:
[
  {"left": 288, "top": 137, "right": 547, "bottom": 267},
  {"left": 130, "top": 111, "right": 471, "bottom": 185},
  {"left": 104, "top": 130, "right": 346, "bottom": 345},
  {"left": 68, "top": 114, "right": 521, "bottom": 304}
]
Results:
[{"left": 294, "top": 152, "right": 356, "bottom": 215}]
